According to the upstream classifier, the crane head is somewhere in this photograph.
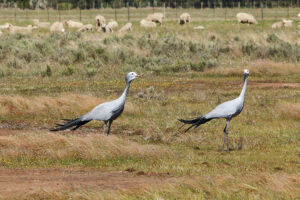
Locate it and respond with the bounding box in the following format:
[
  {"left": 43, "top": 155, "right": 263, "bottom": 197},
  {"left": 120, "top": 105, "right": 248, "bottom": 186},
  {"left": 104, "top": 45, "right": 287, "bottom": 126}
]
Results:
[
  {"left": 126, "top": 72, "right": 140, "bottom": 83},
  {"left": 244, "top": 69, "right": 250, "bottom": 76}
]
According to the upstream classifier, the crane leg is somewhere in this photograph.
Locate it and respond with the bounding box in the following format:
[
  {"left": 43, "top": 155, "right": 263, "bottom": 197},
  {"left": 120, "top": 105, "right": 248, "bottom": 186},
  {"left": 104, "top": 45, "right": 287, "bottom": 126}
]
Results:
[
  {"left": 103, "top": 122, "right": 107, "bottom": 135},
  {"left": 107, "top": 121, "right": 113, "bottom": 136},
  {"left": 222, "top": 131, "right": 226, "bottom": 150},
  {"left": 223, "top": 119, "right": 230, "bottom": 151},
  {"left": 226, "top": 120, "right": 230, "bottom": 151}
]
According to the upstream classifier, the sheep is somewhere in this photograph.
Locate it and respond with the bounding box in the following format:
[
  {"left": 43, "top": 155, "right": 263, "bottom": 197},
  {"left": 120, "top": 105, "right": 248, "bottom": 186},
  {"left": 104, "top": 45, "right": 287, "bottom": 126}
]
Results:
[
  {"left": 118, "top": 23, "right": 132, "bottom": 33},
  {"left": 33, "top": 19, "right": 51, "bottom": 29},
  {"left": 282, "top": 19, "right": 293, "bottom": 27},
  {"left": 0, "top": 23, "right": 12, "bottom": 30},
  {"left": 180, "top": 13, "right": 191, "bottom": 25},
  {"left": 146, "top": 13, "right": 164, "bottom": 25},
  {"left": 77, "top": 24, "right": 94, "bottom": 32},
  {"left": 0, "top": 30, "right": 2, "bottom": 36},
  {"left": 272, "top": 21, "right": 283, "bottom": 29},
  {"left": 272, "top": 19, "right": 293, "bottom": 29},
  {"left": 194, "top": 26, "right": 205, "bottom": 30},
  {"left": 64, "top": 20, "right": 84, "bottom": 29},
  {"left": 102, "top": 20, "right": 118, "bottom": 33},
  {"left": 236, "top": 12, "right": 257, "bottom": 24},
  {"left": 140, "top": 19, "right": 156, "bottom": 28},
  {"left": 9, "top": 25, "right": 36, "bottom": 34},
  {"left": 50, "top": 22, "right": 65, "bottom": 32},
  {"left": 95, "top": 15, "right": 106, "bottom": 31},
  {"left": 298, "top": 13, "right": 300, "bottom": 17}
]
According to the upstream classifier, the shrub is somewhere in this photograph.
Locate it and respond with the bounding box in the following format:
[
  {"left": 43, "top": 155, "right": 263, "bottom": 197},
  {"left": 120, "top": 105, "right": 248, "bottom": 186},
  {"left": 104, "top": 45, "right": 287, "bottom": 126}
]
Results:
[
  {"left": 242, "top": 41, "right": 258, "bottom": 56},
  {"left": 234, "top": 36, "right": 239, "bottom": 41},
  {"left": 189, "top": 41, "right": 197, "bottom": 53},
  {"left": 73, "top": 49, "right": 87, "bottom": 62},
  {"left": 0, "top": 68, "right": 5, "bottom": 78},
  {"left": 190, "top": 61, "right": 206, "bottom": 72},
  {"left": 190, "top": 59, "right": 217, "bottom": 72},
  {"left": 45, "top": 65, "right": 52, "bottom": 77},
  {"left": 209, "top": 35, "right": 216, "bottom": 41},
  {"left": 61, "top": 66, "right": 74, "bottom": 76},
  {"left": 7, "top": 58, "right": 22, "bottom": 69},
  {"left": 266, "top": 33, "right": 280, "bottom": 43},
  {"left": 86, "top": 68, "right": 98, "bottom": 77}
]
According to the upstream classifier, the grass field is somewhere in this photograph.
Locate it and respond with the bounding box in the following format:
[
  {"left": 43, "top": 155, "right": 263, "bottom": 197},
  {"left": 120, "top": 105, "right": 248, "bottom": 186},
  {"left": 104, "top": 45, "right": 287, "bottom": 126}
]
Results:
[{"left": 0, "top": 15, "right": 299, "bottom": 199}]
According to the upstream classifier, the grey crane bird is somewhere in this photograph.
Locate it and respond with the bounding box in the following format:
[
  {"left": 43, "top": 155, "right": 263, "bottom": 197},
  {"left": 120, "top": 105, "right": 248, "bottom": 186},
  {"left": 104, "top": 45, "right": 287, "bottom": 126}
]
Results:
[
  {"left": 178, "top": 69, "right": 250, "bottom": 150},
  {"left": 51, "top": 72, "right": 140, "bottom": 135}
]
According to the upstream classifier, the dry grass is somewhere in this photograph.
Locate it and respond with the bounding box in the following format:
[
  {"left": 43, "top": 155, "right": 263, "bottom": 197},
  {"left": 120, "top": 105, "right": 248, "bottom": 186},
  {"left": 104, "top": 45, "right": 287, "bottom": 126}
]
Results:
[
  {"left": 249, "top": 60, "right": 300, "bottom": 76},
  {"left": 0, "top": 94, "right": 136, "bottom": 122},
  {"left": 0, "top": 131, "right": 165, "bottom": 161},
  {"left": 204, "top": 60, "right": 300, "bottom": 77},
  {"left": 136, "top": 172, "right": 300, "bottom": 199},
  {"left": 280, "top": 103, "right": 300, "bottom": 119},
  {"left": 0, "top": 94, "right": 100, "bottom": 116}
]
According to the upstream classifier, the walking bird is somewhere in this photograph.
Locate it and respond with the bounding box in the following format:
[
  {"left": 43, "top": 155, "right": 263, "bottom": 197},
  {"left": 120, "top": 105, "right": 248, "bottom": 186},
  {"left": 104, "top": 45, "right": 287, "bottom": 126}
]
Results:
[
  {"left": 178, "top": 69, "right": 250, "bottom": 150},
  {"left": 51, "top": 72, "right": 140, "bottom": 135}
]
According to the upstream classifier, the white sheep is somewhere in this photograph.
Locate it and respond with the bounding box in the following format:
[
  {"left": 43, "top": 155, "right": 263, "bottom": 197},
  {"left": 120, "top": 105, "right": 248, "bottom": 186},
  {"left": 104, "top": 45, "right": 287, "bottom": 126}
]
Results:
[
  {"left": 102, "top": 20, "right": 118, "bottom": 33},
  {"left": 272, "top": 19, "right": 293, "bottom": 28},
  {"left": 140, "top": 19, "right": 156, "bottom": 28},
  {"left": 64, "top": 20, "right": 84, "bottom": 29},
  {"left": 236, "top": 12, "right": 257, "bottom": 24},
  {"left": 298, "top": 13, "right": 300, "bottom": 17},
  {"left": 9, "top": 25, "right": 36, "bottom": 34},
  {"left": 0, "top": 23, "right": 12, "bottom": 30},
  {"left": 194, "top": 26, "right": 205, "bottom": 30},
  {"left": 118, "top": 23, "right": 132, "bottom": 33},
  {"left": 33, "top": 19, "right": 51, "bottom": 29},
  {"left": 95, "top": 15, "right": 106, "bottom": 31},
  {"left": 282, "top": 19, "right": 293, "bottom": 27},
  {"left": 272, "top": 21, "right": 283, "bottom": 29},
  {"left": 77, "top": 24, "right": 94, "bottom": 32},
  {"left": 180, "top": 13, "right": 191, "bottom": 25},
  {"left": 146, "top": 13, "right": 164, "bottom": 25},
  {"left": 50, "top": 22, "right": 65, "bottom": 32},
  {"left": 0, "top": 30, "right": 2, "bottom": 36}
]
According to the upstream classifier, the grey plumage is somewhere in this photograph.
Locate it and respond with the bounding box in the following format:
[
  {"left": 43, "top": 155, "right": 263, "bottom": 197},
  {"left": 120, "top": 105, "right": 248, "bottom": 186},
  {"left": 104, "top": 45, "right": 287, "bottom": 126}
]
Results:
[
  {"left": 179, "top": 69, "right": 250, "bottom": 150},
  {"left": 51, "top": 72, "right": 140, "bottom": 135}
]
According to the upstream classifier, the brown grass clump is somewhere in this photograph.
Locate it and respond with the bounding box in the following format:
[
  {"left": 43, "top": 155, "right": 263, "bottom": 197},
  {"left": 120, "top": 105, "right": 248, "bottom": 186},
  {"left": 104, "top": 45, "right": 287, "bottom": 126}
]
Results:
[
  {"left": 0, "top": 94, "right": 101, "bottom": 117},
  {"left": 279, "top": 103, "right": 300, "bottom": 120},
  {"left": 0, "top": 131, "right": 165, "bottom": 161},
  {"left": 248, "top": 60, "right": 300, "bottom": 76},
  {"left": 0, "top": 94, "right": 137, "bottom": 120}
]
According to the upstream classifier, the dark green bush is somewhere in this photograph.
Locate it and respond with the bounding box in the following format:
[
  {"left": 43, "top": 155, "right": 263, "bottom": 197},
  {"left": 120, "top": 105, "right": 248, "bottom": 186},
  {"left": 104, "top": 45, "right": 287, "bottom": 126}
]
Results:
[
  {"left": 266, "top": 33, "right": 280, "bottom": 43},
  {"left": 242, "top": 41, "right": 258, "bottom": 56},
  {"left": 61, "top": 66, "right": 74, "bottom": 76}
]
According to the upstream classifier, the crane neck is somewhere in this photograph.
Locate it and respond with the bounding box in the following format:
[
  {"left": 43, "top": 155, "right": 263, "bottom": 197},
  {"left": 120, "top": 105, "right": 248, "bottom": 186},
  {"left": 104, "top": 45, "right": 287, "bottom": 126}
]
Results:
[
  {"left": 239, "top": 74, "right": 248, "bottom": 99},
  {"left": 120, "top": 81, "right": 131, "bottom": 102}
]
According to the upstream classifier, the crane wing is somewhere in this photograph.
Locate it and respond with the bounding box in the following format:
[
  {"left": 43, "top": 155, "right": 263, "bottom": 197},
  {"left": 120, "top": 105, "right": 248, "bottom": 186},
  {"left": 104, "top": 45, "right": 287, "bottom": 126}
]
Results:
[{"left": 204, "top": 98, "right": 242, "bottom": 119}]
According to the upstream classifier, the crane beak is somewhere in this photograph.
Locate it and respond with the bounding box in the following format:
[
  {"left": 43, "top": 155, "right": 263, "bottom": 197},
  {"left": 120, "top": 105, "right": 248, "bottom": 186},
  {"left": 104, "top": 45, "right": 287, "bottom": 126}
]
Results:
[{"left": 136, "top": 74, "right": 142, "bottom": 78}]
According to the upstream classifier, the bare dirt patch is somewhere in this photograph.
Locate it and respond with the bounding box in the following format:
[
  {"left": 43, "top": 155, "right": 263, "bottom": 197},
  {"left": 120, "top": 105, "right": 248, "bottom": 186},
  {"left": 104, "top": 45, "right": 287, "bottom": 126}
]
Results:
[
  {"left": 0, "top": 129, "right": 27, "bottom": 136},
  {"left": 0, "top": 168, "right": 182, "bottom": 198}
]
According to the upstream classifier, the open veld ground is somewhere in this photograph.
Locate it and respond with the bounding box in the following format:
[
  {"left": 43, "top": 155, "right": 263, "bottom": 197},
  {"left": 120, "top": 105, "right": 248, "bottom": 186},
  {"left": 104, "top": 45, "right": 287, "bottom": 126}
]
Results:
[{"left": 0, "top": 8, "right": 299, "bottom": 199}]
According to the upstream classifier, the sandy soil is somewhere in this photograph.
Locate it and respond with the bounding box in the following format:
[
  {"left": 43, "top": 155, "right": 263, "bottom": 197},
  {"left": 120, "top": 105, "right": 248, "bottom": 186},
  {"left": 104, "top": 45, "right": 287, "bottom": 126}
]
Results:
[{"left": 0, "top": 168, "right": 182, "bottom": 198}]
